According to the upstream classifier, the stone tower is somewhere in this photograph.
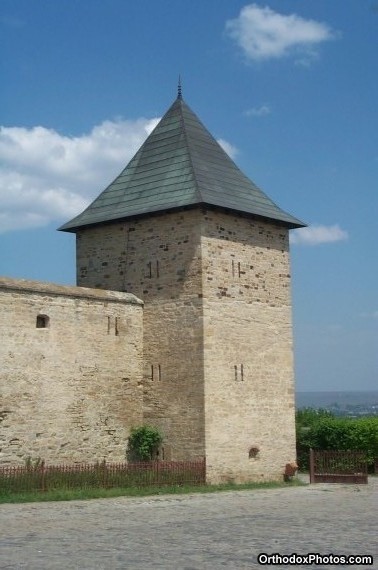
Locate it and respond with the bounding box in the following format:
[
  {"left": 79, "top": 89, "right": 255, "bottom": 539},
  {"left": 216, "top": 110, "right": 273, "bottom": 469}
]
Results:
[{"left": 60, "top": 90, "right": 305, "bottom": 483}]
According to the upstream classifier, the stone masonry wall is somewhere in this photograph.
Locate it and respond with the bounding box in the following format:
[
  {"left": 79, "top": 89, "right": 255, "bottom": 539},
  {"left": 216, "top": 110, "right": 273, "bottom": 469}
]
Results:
[
  {"left": 76, "top": 207, "right": 297, "bottom": 480},
  {"left": 76, "top": 210, "right": 206, "bottom": 461},
  {"left": 200, "top": 209, "right": 296, "bottom": 483},
  {"left": 0, "top": 278, "right": 143, "bottom": 465}
]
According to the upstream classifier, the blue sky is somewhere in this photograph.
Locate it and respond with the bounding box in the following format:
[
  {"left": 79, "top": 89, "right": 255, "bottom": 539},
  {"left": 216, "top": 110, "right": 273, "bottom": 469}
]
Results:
[{"left": 1, "top": 0, "right": 377, "bottom": 392}]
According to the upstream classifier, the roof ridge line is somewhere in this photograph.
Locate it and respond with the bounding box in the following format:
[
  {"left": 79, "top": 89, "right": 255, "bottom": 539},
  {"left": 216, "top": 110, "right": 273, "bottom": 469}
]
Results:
[{"left": 177, "top": 100, "right": 203, "bottom": 203}]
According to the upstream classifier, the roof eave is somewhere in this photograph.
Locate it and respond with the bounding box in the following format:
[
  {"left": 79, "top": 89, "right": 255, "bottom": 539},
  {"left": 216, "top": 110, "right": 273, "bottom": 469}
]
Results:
[{"left": 58, "top": 201, "right": 306, "bottom": 233}]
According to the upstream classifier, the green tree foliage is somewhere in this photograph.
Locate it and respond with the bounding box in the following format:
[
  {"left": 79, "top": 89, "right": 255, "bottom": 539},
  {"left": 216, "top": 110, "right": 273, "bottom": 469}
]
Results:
[
  {"left": 127, "top": 425, "right": 163, "bottom": 461},
  {"left": 296, "top": 408, "right": 333, "bottom": 469},
  {"left": 311, "top": 418, "right": 378, "bottom": 464},
  {"left": 296, "top": 410, "right": 378, "bottom": 470},
  {"left": 296, "top": 408, "right": 334, "bottom": 430}
]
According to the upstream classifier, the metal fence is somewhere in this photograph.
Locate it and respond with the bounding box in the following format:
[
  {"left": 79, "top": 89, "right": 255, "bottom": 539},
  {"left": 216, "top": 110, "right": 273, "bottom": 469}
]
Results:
[
  {"left": 0, "top": 459, "right": 206, "bottom": 494},
  {"left": 309, "top": 449, "right": 368, "bottom": 484}
]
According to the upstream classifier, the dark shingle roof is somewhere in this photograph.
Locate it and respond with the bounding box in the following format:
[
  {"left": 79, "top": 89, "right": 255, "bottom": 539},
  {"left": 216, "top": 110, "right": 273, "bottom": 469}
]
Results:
[{"left": 59, "top": 96, "right": 305, "bottom": 232}]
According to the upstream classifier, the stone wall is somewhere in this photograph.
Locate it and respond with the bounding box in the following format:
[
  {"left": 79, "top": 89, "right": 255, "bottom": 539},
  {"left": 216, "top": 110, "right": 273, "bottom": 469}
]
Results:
[
  {"left": 200, "top": 209, "right": 296, "bottom": 482},
  {"left": 0, "top": 278, "right": 143, "bottom": 465},
  {"left": 76, "top": 207, "right": 297, "bottom": 482},
  {"left": 76, "top": 210, "right": 206, "bottom": 461}
]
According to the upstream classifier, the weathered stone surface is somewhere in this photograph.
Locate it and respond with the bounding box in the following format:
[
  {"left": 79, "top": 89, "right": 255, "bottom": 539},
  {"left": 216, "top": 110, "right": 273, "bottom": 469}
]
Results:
[
  {"left": 201, "top": 210, "right": 296, "bottom": 483},
  {"left": 77, "top": 210, "right": 206, "bottom": 462},
  {"left": 76, "top": 207, "right": 296, "bottom": 482},
  {"left": 0, "top": 278, "right": 143, "bottom": 465}
]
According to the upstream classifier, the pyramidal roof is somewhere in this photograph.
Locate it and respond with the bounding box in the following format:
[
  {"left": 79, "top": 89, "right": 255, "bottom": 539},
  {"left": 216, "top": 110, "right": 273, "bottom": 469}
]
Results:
[{"left": 60, "top": 93, "right": 305, "bottom": 232}]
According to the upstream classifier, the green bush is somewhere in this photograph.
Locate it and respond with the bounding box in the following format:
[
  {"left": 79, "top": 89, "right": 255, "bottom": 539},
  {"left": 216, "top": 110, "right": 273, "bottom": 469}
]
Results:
[
  {"left": 296, "top": 408, "right": 334, "bottom": 469},
  {"left": 296, "top": 412, "right": 378, "bottom": 471},
  {"left": 296, "top": 408, "right": 334, "bottom": 430},
  {"left": 127, "top": 425, "right": 163, "bottom": 461}
]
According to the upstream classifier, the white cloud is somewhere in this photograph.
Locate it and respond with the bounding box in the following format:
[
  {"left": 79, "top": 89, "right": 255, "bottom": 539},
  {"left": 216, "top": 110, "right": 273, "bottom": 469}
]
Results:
[
  {"left": 217, "top": 138, "right": 238, "bottom": 159},
  {"left": 360, "top": 310, "right": 378, "bottom": 319},
  {"left": 244, "top": 104, "right": 271, "bottom": 117},
  {"left": 0, "top": 119, "right": 238, "bottom": 233},
  {"left": 226, "top": 4, "right": 337, "bottom": 63},
  {"left": 290, "top": 224, "right": 348, "bottom": 246},
  {"left": 0, "top": 118, "right": 159, "bottom": 233}
]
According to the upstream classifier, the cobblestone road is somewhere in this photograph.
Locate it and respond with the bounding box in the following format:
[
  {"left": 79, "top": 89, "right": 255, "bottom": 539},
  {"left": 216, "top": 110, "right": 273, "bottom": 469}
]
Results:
[{"left": 0, "top": 478, "right": 377, "bottom": 569}]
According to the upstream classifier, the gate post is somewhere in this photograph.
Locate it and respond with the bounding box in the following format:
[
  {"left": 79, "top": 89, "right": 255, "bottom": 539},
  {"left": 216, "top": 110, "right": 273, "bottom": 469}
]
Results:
[{"left": 309, "top": 448, "right": 315, "bottom": 484}]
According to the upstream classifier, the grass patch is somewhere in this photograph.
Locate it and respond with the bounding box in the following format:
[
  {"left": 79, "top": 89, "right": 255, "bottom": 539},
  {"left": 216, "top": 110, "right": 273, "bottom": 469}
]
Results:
[{"left": 0, "top": 478, "right": 305, "bottom": 504}]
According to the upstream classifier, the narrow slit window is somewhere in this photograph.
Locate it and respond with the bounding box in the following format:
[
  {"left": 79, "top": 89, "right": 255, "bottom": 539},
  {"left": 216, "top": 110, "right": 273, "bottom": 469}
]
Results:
[
  {"left": 36, "top": 314, "right": 49, "bottom": 329},
  {"left": 241, "top": 364, "right": 244, "bottom": 381},
  {"left": 107, "top": 316, "right": 111, "bottom": 334},
  {"left": 238, "top": 262, "right": 241, "bottom": 278},
  {"left": 156, "top": 260, "right": 160, "bottom": 278},
  {"left": 115, "top": 317, "right": 119, "bottom": 336},
  {"left": 158, "top": 364, "right": 161, "bottom": 381},
  {"left": 151, "top": 365, "right": 154, "bottom": 381},
  {"left": 234, "top": 365, "right": 238, "bottom": 382}
]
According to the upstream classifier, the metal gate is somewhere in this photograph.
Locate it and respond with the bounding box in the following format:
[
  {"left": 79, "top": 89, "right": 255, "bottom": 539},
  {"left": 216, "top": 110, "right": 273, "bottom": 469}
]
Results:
[{"left": 309, "top": 449, "right": 368, "bottom": 484}]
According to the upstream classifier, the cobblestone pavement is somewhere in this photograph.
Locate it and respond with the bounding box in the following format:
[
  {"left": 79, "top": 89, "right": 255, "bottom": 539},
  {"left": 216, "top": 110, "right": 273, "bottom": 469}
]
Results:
[{"left": 0, "top": 478, "right": 377, "bottom": 570}]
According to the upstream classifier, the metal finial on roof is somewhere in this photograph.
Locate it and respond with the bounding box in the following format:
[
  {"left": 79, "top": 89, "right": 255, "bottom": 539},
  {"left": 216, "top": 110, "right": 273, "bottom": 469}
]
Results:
[{"left": 177, "top": 75, "right": 182, "bottom": 99}]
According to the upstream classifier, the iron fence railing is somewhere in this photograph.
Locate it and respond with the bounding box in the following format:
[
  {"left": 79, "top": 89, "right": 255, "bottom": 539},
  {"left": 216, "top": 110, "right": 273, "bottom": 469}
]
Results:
[{"left": 0, "top": 459, "right": 206, "bottom": 493}]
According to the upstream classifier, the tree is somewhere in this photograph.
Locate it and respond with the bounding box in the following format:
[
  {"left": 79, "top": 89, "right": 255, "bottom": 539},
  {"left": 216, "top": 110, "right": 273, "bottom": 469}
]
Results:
[
  {"left": 296, "top": 410, "right": 378, "bottom": 471},
  {"left": 296, "top": 408, "right": 334, "bottom": 430}
]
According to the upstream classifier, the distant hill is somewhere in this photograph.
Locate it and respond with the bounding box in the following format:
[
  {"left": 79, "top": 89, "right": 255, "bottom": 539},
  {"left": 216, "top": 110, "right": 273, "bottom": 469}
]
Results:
[{"left": 296, "top": 390, "right": 378, "bottom": 415}]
